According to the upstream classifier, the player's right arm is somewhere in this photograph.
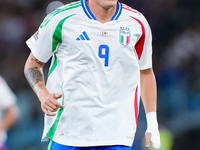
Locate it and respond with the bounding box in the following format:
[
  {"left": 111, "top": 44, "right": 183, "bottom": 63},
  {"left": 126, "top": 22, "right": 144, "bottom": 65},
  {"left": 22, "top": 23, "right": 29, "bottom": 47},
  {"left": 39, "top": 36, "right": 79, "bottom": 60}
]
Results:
[{"left": 24, "top": 52, "right": 64, "bottom": 116}]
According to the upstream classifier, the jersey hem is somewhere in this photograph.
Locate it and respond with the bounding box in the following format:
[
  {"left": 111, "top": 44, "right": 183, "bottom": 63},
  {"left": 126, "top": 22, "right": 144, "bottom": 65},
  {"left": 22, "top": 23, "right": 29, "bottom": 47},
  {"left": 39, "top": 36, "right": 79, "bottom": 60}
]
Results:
[
  {"left": 140, "top": 65, "right": 152, "bottom": 70},
  {"left": 52, "top": 138, "right": 134, "bottom": 147},
  {"left": 41, "top": 132, "right": 135, "bottom": 147}
]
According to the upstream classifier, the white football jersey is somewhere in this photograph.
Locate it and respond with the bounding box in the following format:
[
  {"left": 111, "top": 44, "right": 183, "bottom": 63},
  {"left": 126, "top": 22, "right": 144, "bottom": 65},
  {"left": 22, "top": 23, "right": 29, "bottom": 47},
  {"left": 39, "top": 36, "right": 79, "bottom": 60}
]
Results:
[
  {"left": 0, "top": 76, "right": 17, "bottom": 146},
  {"left": 26, "top": 0, "right": 153, "bottom": 147}
]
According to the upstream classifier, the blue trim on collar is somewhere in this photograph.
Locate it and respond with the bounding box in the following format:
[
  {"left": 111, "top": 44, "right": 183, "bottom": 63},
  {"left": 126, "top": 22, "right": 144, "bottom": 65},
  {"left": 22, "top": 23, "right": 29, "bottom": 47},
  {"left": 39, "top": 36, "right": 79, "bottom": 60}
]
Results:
[
  {"left": 110, "top": 2, "right": 122, "bottom": 21},
  {"left": 81, "top": 0, "right": 96, "bottom": 20},
  {"left": 81, "top": 0, "right": 122, "bottom": 21}
]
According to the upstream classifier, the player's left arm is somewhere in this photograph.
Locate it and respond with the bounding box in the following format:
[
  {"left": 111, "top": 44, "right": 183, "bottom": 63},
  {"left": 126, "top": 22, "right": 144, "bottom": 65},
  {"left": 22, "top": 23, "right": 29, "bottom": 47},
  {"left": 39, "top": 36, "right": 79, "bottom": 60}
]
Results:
[
  {"left": 0, "top": 105, "right": 19, "bottom": 132},
  {"left": 140, "top": 68, "right": 160, "bottom": 150}
]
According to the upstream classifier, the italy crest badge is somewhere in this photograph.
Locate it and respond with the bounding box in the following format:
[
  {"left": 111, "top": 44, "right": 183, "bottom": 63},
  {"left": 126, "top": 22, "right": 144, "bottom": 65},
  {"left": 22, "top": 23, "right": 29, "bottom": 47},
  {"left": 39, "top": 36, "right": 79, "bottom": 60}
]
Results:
[{"left": 119, "top": 27, "right": 130, "bottom": 46}]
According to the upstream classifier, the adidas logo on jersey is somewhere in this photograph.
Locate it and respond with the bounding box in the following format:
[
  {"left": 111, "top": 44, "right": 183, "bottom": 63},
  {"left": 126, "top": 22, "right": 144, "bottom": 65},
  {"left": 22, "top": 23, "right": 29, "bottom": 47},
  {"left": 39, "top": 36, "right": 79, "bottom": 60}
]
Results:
[{"left": 76, "top": 31, "right": 90, "bottom": 41}]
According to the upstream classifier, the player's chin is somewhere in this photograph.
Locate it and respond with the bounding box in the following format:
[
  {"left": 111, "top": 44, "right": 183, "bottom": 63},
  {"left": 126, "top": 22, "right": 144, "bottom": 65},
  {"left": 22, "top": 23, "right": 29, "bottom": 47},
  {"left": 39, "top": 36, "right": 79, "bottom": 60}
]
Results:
[{"left": 103, "top": 0, "right": 118, "bottom": 9}]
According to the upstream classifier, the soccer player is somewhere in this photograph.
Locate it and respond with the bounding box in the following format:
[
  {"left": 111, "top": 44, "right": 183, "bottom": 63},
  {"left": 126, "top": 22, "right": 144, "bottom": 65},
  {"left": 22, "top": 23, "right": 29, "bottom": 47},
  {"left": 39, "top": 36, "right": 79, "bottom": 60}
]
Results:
[
  {"left": 24, "top": 0, "right": 161, "bottom": 150},
  {"left": 0, "top": 76, "right": 19, "bottom": 150}
]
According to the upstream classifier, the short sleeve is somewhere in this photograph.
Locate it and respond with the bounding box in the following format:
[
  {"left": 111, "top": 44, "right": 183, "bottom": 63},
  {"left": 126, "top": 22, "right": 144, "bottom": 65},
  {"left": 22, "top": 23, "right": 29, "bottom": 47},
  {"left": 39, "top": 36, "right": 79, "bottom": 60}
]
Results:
[
  {"left": 134, "top": 16, "right": 153, "bottom": 70},
  {"left": 26, "top": 16, "right": 57, "bottom": 63},
  {"left": 140, "top": 20, "right": 152, "bottom": 70},
  {"left": 0, "top": 76, "right": 17, "bottom": 110}
]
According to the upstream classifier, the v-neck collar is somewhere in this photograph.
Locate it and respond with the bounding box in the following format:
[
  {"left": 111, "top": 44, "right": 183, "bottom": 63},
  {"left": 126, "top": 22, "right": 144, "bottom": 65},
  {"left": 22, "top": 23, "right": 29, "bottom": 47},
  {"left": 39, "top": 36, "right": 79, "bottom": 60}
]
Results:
[{"left": 81, "top": 0, "right": 122, "bottom": 21}]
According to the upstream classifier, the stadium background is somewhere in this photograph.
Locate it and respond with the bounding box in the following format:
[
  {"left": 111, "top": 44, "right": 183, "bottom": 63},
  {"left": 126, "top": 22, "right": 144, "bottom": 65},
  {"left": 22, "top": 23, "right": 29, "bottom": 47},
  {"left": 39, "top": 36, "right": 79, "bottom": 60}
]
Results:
[{"left": 0, "top": 0, "right": 200, "bottom": 149}]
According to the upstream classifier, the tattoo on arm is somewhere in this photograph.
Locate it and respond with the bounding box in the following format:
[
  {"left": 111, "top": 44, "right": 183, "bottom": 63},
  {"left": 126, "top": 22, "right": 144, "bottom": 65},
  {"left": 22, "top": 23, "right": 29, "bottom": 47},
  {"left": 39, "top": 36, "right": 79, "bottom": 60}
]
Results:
[
  {"left": 30, "top": 57, "right": 45, "bottom": 67},
  {"left": 25, "top": 67, "right": 44, "bottom": 88}
]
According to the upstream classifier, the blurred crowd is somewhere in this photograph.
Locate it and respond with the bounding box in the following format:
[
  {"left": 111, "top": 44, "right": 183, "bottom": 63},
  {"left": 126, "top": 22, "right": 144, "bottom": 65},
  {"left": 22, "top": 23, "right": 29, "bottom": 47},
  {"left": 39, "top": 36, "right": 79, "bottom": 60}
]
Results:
[{"left": 0, "top": 0, "right": 200, "bottom": 149}]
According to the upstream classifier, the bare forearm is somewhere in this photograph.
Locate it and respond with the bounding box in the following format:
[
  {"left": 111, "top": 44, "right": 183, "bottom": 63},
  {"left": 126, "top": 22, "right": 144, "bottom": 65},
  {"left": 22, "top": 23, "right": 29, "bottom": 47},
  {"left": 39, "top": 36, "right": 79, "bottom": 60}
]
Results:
[
  {"left": 141, "top": 68, "right": 160, "bottom": 150},
  {"left": 0, "top": 106, "right": 19, "bottom": 131},
  {"left": 140, "top": 68, "right": 157, "bottom": 114},
  {"left": 24, "top": 53, "right": 47, "bottom": 97},
  {"left": 24, "top": 53, "right": 64, "bottom": 116},
  {"left": 25, "top": 66, "right": 45, "bottom": 94}
]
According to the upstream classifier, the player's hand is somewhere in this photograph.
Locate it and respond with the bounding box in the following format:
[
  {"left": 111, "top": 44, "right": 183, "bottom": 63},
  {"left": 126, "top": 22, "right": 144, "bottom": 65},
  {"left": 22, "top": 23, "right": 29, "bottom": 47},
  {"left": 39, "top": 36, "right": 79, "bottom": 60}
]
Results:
[
  {"left": 145, "top": 132, "right": 160, "bottom": 150},
  {"left": 39, "top": 92, "right": 64, "bottom": 116},
  {"left": 145, "top": 112, "right": 161, "bottom": 150}
]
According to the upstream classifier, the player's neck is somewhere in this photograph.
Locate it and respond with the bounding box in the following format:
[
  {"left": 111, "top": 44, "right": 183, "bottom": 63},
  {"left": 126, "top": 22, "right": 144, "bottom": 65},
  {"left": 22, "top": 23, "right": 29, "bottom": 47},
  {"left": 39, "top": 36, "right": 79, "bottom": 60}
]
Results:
[{"left": 87, "top": 0, "right": 118, "bottom": 24}]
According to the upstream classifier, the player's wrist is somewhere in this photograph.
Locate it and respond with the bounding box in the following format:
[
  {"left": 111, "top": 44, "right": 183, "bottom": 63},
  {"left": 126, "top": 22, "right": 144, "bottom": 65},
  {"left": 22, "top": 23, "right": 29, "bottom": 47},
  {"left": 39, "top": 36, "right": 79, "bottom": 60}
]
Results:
[
  {"left": 146, "top": 112, "right": 158, "bottom": 132},
  {"left": 37, "top": 88, "right": 49, "bottom": 102},
  {"left": 145, "top": 111, "right": 161, "bottom": 149}
]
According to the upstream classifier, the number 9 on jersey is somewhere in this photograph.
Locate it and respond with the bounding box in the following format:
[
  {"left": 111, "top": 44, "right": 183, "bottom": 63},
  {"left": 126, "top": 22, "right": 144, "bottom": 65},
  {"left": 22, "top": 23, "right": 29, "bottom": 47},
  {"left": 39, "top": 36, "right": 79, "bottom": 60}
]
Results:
[{"left": 98, "top": 45, "right": 109, "bottom": 67}]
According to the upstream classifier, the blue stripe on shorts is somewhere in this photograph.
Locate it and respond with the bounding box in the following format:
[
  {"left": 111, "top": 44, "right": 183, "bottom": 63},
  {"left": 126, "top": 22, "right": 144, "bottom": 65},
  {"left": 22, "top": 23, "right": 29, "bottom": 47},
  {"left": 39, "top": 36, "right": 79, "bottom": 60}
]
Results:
[{"left": 49, "top": 141, "right": 132, "bottom": 150}]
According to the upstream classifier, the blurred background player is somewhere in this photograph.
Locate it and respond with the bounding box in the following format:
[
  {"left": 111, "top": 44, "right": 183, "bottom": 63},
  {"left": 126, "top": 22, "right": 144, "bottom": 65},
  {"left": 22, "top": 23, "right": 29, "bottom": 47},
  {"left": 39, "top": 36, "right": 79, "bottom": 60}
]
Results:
[{"left": 0, "top": 76, "right": 19, "bottom": 150}]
